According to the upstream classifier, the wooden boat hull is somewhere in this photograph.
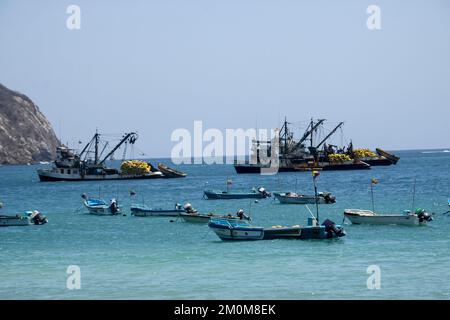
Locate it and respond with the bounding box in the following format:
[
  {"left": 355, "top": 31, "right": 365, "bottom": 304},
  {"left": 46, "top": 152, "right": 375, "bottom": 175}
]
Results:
[
  {"left": 375, "top": 148, "right": 400, "bottom": 164},
  {"left": 38, "top": 169, "right": 163, "bottom": 182},
  {"left": 83, "top": 201, "right": 119, "bottom": 216},
  {"left": 344, "top": 209, "right": 425, "bottom": 226},
  {"left": 361, "top": 157, "right": 394, "bottom": 166},
  {"left": 180, "top": 213, "right": 243, "bottom": 223},
  {"left": 0, "top": 215, "right": 31, "bottom": 226},
  {"left": 131, "top": 205, "right": 184, "bottom": 217},
  {"left": 157, "top": 163, "right": 187, "bottom": 178},
  {"left": 203, "top": 190, "right": 265, "bottom": 200},
  {"left": 262, "top": 226, "right": 302, "bottom": 239},
  {"left": 208, "top": 220, "right": 265, "bottom": 240},
  {"left": 0, "top": 211, "right": 48, "bottom": 226},
  {"left": 208, "top": 219, "right": 345, "bottom": 241},
  {"left": 234, "top": 161, "right": 370, "bottom": 173},
  {"left": 273, "top": 192, "right": 333, "bottom": 204}
]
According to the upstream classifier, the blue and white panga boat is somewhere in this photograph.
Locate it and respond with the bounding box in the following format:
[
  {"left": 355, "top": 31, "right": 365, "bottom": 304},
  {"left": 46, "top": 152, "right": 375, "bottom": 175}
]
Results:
[
  {"left": 131, "top": 203, "right": 185, "bottom": 217},
  {"left": 344, "top": 208, "right": 433, "bottom": 226},
  {"left": 208, "top": 217, "right": 345, "bottom": 241},
  {"left": 273, "top": 191, "right": 336, "bottom": 204},
  {"left": 82, "top": 194, "right": 120, "bottom": 215},
  {"left": 203, "top": 187, "right": 271, "bottom": 200},
  {"left": 208, "top": 219, "right": 265, "bottom": 240},
  {"left": 181, "top": 208, "right": 252, "bottom": 224}
]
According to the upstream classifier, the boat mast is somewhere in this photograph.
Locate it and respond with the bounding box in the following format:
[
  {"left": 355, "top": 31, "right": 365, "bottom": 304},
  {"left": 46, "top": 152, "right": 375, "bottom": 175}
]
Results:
[
  {"left": 284, "top": 117, "right": 288, "bottom": 156},
  {"left": 278, "top": 117, "right": 289, "bottom": 157},
  {"left": 312, "top": 173, "right": 319, "bottom": 224},
  {"left": 79, "top": 133, "right": 96, "bottom": 159},
  {"left": 294, "top": 119, "right": 325, "bottom": 150},
  {"left": 316, "top": 122, "right": 344, "bottom": 149},
  {"left": 94, "top": 129, "right": 99, "bottom": 164}
]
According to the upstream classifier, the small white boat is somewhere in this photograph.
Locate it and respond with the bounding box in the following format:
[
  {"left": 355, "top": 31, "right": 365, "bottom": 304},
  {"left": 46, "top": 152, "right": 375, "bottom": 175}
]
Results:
[
  {"left": 0, "top": 210, "right": 48, "bottom": 227},
  {"left": 344, "top": 208, "right": 433, "bottom": 226},
  {"left": 82, "top": 194, "right": 120, "bottom": 215},
  {"left": 208, "top": 219, "right": 265, "bottom": 240},
  {"left": 180, "top": 208, "right": 251, "bottom": 224},
  {"left": 131, "top": 203, "right": 185, "bottom": 217},
  {"left": 274, "top": 192, "right": 336, "bottom": 204}
]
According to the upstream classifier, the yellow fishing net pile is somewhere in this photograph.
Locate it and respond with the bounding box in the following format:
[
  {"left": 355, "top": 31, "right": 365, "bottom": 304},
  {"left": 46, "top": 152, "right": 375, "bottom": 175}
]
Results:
[
  {"left": 353, "top": 148, "right": 376, "bottom": 158},
  {"left": 328, "top": 154, "right": 352, "bottom": 162},
  {"left": 120, "top": 160, "right": 151, "bottom": 175}
]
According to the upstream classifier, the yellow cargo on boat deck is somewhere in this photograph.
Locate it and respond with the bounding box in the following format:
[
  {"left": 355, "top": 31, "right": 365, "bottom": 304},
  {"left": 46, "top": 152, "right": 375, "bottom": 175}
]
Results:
[
  {"left": 120, "top": 160, "right": 151, "bottom": 175},
  {"left": 328, "top": 154, "right": 352, "bottom": 162},
  {"left": 353, "top": 148, "right": 376, "bottom": 158}
]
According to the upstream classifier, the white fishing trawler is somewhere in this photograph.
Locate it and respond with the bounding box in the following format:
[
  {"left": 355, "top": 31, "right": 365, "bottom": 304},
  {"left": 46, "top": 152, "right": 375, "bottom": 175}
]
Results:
[{"left": 37, "top": 131, "right": 170, "bottom": 182}]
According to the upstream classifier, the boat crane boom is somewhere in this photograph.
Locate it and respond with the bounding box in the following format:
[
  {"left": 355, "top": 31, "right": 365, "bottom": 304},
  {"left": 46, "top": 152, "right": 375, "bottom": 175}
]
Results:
[
  {"left": 316, "top": 122, "right": 344, "bottom": 149},
  {"left": 99, "top": 132, "right": 138, "bottom": 165}
]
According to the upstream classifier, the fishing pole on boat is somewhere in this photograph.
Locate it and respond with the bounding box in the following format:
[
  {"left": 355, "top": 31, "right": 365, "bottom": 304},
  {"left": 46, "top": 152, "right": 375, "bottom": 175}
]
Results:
[
  {"left": 312, "top": 171, "right": 320, "bottom": 223},
  {"left": 370, "top": 178, "right": 379, "bottom": 213},
  {"left": 411, "top": 177, "right": 417, "bottom": 211}
]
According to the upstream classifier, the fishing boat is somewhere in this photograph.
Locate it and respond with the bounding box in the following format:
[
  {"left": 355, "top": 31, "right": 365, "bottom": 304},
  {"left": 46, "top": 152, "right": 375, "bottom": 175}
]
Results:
[
  {"left": 131, "top": 203, "right": 185, "bottom": 217},
  {"left": 204, "top": 187, "right": 271, "bottom": 200},
  {"left": 82, "top": 194, "right": 120, "bottom": 215},
  {"left": 375, "top": 148, "right": 400, "bottom": 165},
  {"left": 0, "top": 210, "right": 48, "bottom": 227},
  {"left": 37, "top": 131, "right": 164, "bottom": 181},
  {"left": 181, "top": 208, "right": 251, "bottom": 224},
  {"left": 157, "top": 163, "right": 187, "bottom": 178},
  {"left": 208, "top": 219, "right": 265, "bottom": 240},
  {"left": 344, "top": 178, "right": 432, "bottom": 226},
  {"left": 273, "top": 191, "right": 336, "bottom": 204},
  {"left": 208, "top": 217, "right": 345, "bottom": 241},
  {"left": 208, "top": 171, "right": 345, "bottom": 241},
  {"left": 344, "top": 208, "right": 433, "bottom": 226},
  {"left": 234, "top": 118, "right": 399, "bottom": 174}
]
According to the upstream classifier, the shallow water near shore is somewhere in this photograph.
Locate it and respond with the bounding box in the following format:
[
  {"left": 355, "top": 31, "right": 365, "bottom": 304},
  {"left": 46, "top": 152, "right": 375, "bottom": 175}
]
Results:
[{"left": 1, "top": 150, "right": 450, "bottom": 299}]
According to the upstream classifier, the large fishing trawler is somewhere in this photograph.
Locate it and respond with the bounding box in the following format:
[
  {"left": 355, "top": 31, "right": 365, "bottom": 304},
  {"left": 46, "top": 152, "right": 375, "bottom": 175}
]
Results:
[
  {"left": 234, "top": 118, "right": 400, "bottom": 174},
  {"left": 37, "top": 131, "right": 166, "bottom": 181}
]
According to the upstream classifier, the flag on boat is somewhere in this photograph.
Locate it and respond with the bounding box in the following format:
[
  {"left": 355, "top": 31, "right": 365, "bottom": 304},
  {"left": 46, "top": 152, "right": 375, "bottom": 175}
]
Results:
[
  {"left": 371, "top": 178, "right": 379, "bottom": 185},
  {"left": 312, "top": 171, "right": 320, "bottom": 179}
]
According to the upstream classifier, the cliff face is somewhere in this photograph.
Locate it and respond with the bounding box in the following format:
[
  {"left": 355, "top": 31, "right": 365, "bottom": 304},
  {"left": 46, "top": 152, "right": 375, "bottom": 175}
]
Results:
[{"left": 0, "top": 83, "right": 59, "bottom": 164}]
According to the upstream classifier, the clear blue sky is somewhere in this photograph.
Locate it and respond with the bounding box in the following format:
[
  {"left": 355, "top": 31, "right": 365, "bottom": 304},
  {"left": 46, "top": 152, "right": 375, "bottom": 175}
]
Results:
[{"left": 1, "top": 0, "right": 449, "bottom": 157}]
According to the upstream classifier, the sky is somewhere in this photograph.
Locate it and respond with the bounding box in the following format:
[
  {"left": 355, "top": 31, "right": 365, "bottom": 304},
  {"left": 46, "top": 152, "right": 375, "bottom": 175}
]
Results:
[{"left": 1, "top": 0, "right": 449, "bottom": 157}]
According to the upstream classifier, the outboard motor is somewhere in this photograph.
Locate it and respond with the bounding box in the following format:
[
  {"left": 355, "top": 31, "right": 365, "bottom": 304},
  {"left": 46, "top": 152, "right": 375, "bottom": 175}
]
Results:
[
  {"left": 236, "top": 209, "right": 251, "bottom": 221},
  {"left": 109, "top": 199, "right": 119, "bottom": 214},
  {"left": 322, "top": 219, "right": 346, "bottom": 238},
  {"left": 258, "top": 187, "right": 271, "bottom": 198},
  {"left": 183, "top": 203, "right": 198, "bottom": 213},
  {"left": 322, "top": 192, "right": 336, "bottom": 204},
  {"left": 30, "top": 210, "right": 48, "bottom": 225},
  {"left": 416, "top": 208, "right": 433, "bottom": 222}
]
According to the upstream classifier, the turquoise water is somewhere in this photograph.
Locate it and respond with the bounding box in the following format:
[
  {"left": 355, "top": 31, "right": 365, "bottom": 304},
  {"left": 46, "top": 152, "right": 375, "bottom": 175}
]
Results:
[{"left": 1, "top": 150, "right": 450, "bottom": 299}]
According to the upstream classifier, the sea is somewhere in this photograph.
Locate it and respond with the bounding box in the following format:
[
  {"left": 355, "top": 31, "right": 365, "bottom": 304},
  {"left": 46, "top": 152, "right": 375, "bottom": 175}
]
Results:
[{"left": 1, "top": 150, "right": 449, "bottom": 300}]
